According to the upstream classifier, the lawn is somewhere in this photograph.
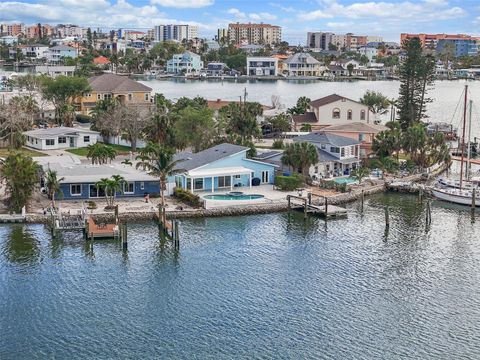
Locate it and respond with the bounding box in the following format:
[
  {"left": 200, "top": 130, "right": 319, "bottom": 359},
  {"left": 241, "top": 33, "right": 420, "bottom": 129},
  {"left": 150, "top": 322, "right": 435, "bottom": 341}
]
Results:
[
  {"left": 65, "top": 144, "right": 133, "bottom": 157},
  {"left": 0, "top": 148, "right": 48, "bottom": 157}
]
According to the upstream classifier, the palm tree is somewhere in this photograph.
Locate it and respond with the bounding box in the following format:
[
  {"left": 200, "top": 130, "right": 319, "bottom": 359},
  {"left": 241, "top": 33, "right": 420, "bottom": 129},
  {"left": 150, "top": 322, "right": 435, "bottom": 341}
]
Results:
[
  {"left": 135, "top": 143, "right": 181, "bottom": 224},
  {"left": 350, "top": 167, "right": 370, "bottom": 184},
  {"left": 87, "top": 143, "right": 117, "bottom": 164},
  {"left": 299, "top": 124, "right": 312, "bottom": 132},
  {"left": 95, "top": 175, "right": 125, "bottom": 208},
  {"left": 360, "top": 90, "right": 390, "bottom": 123},
  {"left": 282, "top": 142, "right": 319, "bottom": 177},
  {"left": 45, "top": 169, "right": 65, "bottom": 209}
]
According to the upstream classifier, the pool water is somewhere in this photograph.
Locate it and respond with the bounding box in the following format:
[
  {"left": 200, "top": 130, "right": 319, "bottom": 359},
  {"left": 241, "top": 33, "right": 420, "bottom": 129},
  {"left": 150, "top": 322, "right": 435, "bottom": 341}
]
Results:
[
  {"left": 333, "top": 177, "right": 358, "bottom": 185},
  {"left": 204, "top": 194, "right": 264, "bottom": 200}
]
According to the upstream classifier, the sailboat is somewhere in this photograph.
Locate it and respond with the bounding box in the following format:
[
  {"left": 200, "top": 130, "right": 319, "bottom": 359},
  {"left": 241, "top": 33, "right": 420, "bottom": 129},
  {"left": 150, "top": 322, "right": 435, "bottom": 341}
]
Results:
[{"left": 431, "top": 84, "right": 480, "bottom": 206}]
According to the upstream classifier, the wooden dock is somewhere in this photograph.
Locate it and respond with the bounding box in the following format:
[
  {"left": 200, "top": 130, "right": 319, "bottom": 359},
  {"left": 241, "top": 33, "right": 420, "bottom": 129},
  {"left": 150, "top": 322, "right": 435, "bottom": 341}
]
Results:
[
  {"left": 287, "top": 194, "right": 348, "bottom": 218},
  {"left": 85, "top": 217, "right": 120, "bottom": 240}
]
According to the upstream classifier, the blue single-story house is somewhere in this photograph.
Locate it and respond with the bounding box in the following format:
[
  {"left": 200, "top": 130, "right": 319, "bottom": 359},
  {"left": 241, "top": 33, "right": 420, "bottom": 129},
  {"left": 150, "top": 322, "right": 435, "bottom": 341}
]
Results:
[
  {"left": 173, "top": 143, "right": 277, "bottom": 193},
  {"left": 36, "top": 156, "right": 160, "bottom": 200}
]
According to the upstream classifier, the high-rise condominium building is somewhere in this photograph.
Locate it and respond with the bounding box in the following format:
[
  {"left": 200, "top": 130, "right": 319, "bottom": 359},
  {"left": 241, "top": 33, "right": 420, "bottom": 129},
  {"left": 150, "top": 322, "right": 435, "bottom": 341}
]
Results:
[
  {"left": 307, "top": 32, "right": 333, "bottom": 50},
  {"left": 154, "top": 25, "right": 199, "bottom": 43},
  {"left": 227, "top": 23, "right": 281, "bottom": 45}
]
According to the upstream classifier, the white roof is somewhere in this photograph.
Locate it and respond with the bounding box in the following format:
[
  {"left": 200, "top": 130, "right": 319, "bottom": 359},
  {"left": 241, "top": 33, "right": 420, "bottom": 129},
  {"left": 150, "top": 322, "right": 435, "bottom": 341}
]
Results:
[
  {"left": 187, "top": 166, "right": 254, "bottom": 178},
  {"left": 23, "top": 127, "right": 99, "bottom": 139},
  {"left": 41, "top": 161, "right": 157, "bottom": 183}
]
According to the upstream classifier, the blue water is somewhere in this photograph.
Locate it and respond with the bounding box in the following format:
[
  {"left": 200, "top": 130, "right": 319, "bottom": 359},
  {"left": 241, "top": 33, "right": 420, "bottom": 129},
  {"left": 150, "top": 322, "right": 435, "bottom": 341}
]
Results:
[
  {"left": 333, "top": 177, "right": 358, "bottom": 184},
  {"left": 1, "top": 193, "right": 480, "bottom": 359}
]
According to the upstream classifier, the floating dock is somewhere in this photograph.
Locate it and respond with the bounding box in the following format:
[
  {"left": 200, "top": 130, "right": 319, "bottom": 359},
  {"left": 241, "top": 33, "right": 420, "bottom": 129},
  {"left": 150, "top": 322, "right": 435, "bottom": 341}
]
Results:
[{"left": 287, "top": 194, "right": 348, "bottom": 218}]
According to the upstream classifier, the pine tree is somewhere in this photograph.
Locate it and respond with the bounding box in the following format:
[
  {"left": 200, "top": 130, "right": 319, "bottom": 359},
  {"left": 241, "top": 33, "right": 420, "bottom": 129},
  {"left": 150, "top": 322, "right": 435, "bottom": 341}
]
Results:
[{"left": 397, "top": 37, "right": 435, "bottom": 130}]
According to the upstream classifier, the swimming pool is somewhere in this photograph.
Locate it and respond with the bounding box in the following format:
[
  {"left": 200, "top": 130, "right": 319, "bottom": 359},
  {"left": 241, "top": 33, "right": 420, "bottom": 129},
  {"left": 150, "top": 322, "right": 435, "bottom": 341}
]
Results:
[
  {"left": 333, "top": 177, "right": 358, "bottom": 185},
  {"left": 203, "top": 193, "right": 265, "bottom": 200}
]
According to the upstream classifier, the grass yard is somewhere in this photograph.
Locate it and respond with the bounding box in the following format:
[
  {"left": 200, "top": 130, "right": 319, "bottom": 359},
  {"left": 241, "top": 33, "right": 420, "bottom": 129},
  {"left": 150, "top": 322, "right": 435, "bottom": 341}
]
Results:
[
  {"left": 66, "top": 144, "right": 133, "bottom": 157},
  {"left": 0, "top": 148, "right": 48, "bottom": 157}
]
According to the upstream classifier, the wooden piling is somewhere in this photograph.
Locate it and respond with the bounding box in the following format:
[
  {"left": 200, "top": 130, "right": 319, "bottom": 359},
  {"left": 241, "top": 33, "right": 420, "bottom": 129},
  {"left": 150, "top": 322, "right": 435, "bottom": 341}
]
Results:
[
  {"left": 304, "top": 198, "right": 308, "bottom": 219},
  {"left": 122, "top": 224, "right": 128, "bottom": 251},
  {"left": 287, "top": 195, "right": 291, "bottom": 209},
  {"left": 472, "top": 188, "right": 476, "bottom": 209},
  {"left": 426, "top": 201, "right": 432, "bottom": 225},
  {"left": 174, "top": 221, "right": 179, "bottom": 250},
  {"left": 324, "top": 197, "right": 328, "bottom": 215},
  {"left": 361, "top": 190, "right": 364, "bottom": 210},
  {"left": 385, "top": 207, "right": 390, "bottom": 228},
  {"left": 307, "top": 193, "right": 312, "bottom": 205}
]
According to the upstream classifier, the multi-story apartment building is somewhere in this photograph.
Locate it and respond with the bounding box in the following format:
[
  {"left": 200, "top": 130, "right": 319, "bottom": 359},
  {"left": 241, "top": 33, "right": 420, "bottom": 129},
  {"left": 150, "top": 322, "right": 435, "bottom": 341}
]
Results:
[
  {"left": 217, "top": 28, "right": 229, "bottom": 43},
  {"left": 46, "top": 45, "right": 78, "bottom": 64},
  {"left": 56, "top": 24, "right": 84, "bottom": 38},
  {"left": 400, "top": 33, "right": 479, "bottom": 49},
  {"left": 154, "top": 24, "right": 199, "bottom": 43},
  {"left": 437, "top": 39, "right": 479, "bottom": 57},
  {"left": 0, "top": 23, "right": 24, "bottom": 36},
  {"left": 331, "top": 34, "right": 347, "bottom": 50},
  {"left": 227, "top": 23, "right": 281, "bottom": 45},
  {"left": 307, "top": 32, "right": 333, "bottom": 51}
]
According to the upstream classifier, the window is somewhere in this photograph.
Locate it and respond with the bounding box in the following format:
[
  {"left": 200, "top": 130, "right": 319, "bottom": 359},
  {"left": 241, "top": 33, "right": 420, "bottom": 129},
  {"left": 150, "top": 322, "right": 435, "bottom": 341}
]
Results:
[
  {"left": 124, "top": 182, "right": 134, "bottom": 194},
  {"left": 58, "top": 137, "right": 66, "bottom": 144},
  {"left": 234, "top": 174, "right": 242, "bottom": 179},
  {"left": 321, "top": 144, "right": 326, "bottom": 149},
  {"left": 140, "top": 182, "right": 145, "bottom": 190},
  {"left": 359, "top": 133, "right": 365, "bottom": 141},
  {"left": 89, "top": 184, "right": 105, "bottom": 198},
  {"left": 261, "top": 170, "right": 269, "bottom": 183},
  {"left": 347, "top": 109, "right": 352, "bottom": 120},
  {"left": 128, "top": 93, "right": 132, "bottom": 101},
  {"left": 341, "top": 148, "right": 345, "bottom": 157},
  {"left": 194, "top": 178, "right": 203, "bottom": 190},
  {"left": 314, "top": 166, "right": 319, "bottom": 173},
  {"left": 218, "top": 176, "right": 231, "bottom": 188},
  {"left": 104, "top": 93, "right": 112, "bottom": 100},
  {"left": 97, "top": 94, "right": 101, "bottom": 100},
  {"left": 46, "top": 139, "right": 55, "bottom": 146},
  {"left": 144, "top": 93, "right": 149, "bottom": 101},
  {"left": 186, "top": 178, "right": 192, "bottom": 190},
  {"left": 330, "top": 146, "right": 339, "bottom": 153},
  {"left": 83, "top": 136, "right": 90, "bottom": 143},
  {"left": 360, "top": 110, "right": 366, "bottom": 120},
  {"left": 70, "top": 184, "right": 82, "bottom": 196},
  {"left": 332, "top": 108, "right": 341, "bottom": 119}
]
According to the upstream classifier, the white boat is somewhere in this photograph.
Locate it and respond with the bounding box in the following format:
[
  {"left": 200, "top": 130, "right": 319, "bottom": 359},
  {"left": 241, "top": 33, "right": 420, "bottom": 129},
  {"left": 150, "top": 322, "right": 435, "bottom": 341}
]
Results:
[
  {"left": 431, "top": 187, "right": 480, "bottom": 206},
  {"left": 432, "top": 84, "right": 478, "bottom": 206}
]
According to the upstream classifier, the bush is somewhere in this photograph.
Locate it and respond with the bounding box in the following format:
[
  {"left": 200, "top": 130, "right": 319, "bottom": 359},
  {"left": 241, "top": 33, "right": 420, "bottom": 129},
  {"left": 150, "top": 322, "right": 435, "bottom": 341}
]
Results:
[
  {"left": 76, "top": 114, "right": 92, "bottom": 123},
  {"left": 87, "top": 200, "right": 97, "bottom": 209},
  {"left": 274, "top": 175, "right": 303, "bottom": 191},
  {"left": 173, "top": 188, "right": 202, "bottom": 207},
  {"left": 272, "top": 139, "right": 285, "bottom": 149}
]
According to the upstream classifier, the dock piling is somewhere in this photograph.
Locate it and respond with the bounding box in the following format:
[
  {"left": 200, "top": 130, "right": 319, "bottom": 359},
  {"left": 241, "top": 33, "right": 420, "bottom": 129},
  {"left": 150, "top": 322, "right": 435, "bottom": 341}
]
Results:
[
  {"left": 385, "top": 207, "right": 390, "bottom": 228},
  {"left": 472, "top": 188, "right": 476, "bottom": 209}
]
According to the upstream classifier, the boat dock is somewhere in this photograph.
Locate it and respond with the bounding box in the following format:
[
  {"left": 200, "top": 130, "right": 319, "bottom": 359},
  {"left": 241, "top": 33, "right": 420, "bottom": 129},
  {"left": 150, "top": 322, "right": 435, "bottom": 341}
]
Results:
[{"left": 287, "top": 194, "right": 348, "bottom": 218}]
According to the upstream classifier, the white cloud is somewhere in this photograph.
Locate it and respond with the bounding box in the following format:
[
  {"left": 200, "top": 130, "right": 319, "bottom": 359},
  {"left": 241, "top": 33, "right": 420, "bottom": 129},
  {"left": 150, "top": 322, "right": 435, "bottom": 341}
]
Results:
[
  {"left": 298, "top": 9, "right": 333, "bottom": 20},
  {"left": 149, "top": 0, "right": 213, "bottom": 8},
  {"left": 249, "top": 12, "right": 277, "bottom": 21},
  {"left": 226, "top": 8, "right": 276, "bottom": 22}
]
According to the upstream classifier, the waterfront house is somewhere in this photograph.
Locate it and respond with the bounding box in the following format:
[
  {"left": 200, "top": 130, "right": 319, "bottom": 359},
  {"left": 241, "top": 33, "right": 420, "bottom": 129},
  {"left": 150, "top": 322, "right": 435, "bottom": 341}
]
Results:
[
  {"left": 35, "top": 65, "right": 76, "bottom": 77},
  {"left": 206, "top": 62, "right": 228, "bottom": 76},
  {"left": 75, "top": 73, "right": 153, "bottom": 115},
  {"left": 294, "top": 132, "right": 362, "bottom": 178},
  {"left": 283, "top": 53, "right": 324, "bottom": 77},
  {"left": 321, "top": 122, "right": 387, "bottom": 158},
  {"left": 166, "top": 51, "right": 203, "bottom": 75},
  {"left": 24, "top": 127, "right": 100, "bottom": 150},
  {"left": 21, "top": 44, "right": 49, "bottom": 59},
  {"left": 46, "top": 45, "right": 78, "bottom": 64},
  {"left": 0, "top": 35, "right": 18, "bottom": 45},
  {"left": 246, "top": 57, "right": 278, "bottom": 76},
  {"left": 35, "top": 156, "right": 160, "bottom": 200},
  {"left": 292, "top": 94, "right": 372, "bottom": 130},
  {"left": 173, "top": 143, "right": 277, "bottom": 193}
]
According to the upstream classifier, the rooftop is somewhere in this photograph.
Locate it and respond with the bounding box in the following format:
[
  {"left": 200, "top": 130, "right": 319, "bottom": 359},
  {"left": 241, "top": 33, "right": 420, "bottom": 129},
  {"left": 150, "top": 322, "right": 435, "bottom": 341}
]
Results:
[
  {"left": 175, "top": 143, "right": 248, "bottom": 172},
  {"left": 88, "top": 73, "right": 152, "bottom": 93},
  {"left": 294, "top": 131, "right": 361, "bottom": 147},
  {"left": 284, "top": 53, "right": 320, "bottom": 65},
  {"left": 310, "top": 94, "right": 362, "bottom": 108},
  {"left": 23, "top": 126, "right": 99, "bottom": 139},
  {"left": 292, "top": 112, "right": 317, "bottom": 123},
  {"left": 322, "top": 122, "right": 387, "bottom": 133}
]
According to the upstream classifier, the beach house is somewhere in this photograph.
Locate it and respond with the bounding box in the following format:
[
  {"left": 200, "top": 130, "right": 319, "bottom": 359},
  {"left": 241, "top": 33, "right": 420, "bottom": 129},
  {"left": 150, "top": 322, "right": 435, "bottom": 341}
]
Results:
[
  {"left": 173, "top": 143, "right": 276, "bottom": 193},
  {"left": 23, "top": 127, "right": 100, "bottom": 150},
  {"left": 166, "top": 51, "right": 203, "bottom": 75}
]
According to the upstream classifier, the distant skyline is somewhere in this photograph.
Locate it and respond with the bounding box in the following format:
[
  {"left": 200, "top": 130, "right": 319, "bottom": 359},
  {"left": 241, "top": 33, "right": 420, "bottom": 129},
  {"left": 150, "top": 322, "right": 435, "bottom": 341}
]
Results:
[{"left": 1, "top": 0, "right": 480, "bottom": 43}]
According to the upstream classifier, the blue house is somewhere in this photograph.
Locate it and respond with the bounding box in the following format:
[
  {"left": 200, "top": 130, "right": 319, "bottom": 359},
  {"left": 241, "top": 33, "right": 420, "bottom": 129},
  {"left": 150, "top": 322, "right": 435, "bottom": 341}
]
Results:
[
  {"left": 36, "top": 156, "right": 160, "bottom": 200},
  {"left": 173, "top": 143, "right": 276, "bottom": 193}
]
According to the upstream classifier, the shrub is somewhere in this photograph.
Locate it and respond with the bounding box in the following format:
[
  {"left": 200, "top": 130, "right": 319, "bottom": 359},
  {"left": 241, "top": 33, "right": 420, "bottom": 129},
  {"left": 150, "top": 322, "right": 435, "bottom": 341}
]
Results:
[
  {"left": 173, "top": 187, "right": 202, "bottom": 207},
  {"left": 87, "top": 200, "right": 97, "bottom": 209},
  {"left": 274, "top": 175, "right": 303, "bottom": 191},
  {"left": 272, "top": 139, "right": 285, "bottom": 149},
  {"left": 76, "top": 114, "right": 92, "bottom": 123}
]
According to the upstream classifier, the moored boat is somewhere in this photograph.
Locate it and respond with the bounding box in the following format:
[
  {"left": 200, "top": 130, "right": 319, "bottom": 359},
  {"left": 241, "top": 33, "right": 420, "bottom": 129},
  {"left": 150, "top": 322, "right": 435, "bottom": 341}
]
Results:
[{"left": 431, "top": 187, "right": 480, "bottom": 206}]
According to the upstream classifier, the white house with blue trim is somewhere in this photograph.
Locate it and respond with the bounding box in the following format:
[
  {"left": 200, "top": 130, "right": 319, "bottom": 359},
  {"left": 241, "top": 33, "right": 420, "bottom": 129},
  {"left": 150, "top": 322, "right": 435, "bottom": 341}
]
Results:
[{"left": 173, "top": 143, "right": 277, "bottom": 193}]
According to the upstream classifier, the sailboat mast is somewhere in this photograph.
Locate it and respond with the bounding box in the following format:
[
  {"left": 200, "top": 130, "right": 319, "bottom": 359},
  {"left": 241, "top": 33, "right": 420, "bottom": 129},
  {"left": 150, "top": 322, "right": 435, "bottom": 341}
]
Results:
[
  {"left": 459, "top": 84, "right": 468, "bottom": 189},
  {"left": 467, "top": 100, "right": 473, "bottom": 181}
]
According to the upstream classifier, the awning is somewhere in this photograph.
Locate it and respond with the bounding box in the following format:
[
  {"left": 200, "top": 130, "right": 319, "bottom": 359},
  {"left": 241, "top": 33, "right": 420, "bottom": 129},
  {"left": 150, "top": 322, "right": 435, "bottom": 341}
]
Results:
[{"left": 186, "top": 166, "right": 254, "bottom": 178}]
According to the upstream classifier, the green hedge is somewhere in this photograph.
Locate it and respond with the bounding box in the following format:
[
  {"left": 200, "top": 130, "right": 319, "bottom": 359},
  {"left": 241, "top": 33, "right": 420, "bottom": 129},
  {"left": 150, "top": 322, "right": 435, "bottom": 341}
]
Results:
[
  {"left": 174, "top": 187, "right": 202, "bottom": 208},
  {"left": 76, "top": 114, "right": 92, "bottom": 123},
  {"left": 274, "top": 175, "right": 303, "bottom": 191}
]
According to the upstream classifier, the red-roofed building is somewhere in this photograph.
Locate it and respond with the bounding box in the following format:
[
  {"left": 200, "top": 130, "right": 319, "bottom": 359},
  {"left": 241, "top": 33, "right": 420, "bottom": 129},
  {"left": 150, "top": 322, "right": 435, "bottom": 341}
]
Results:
[{"left": 93, "top": 56, "right": 111, "bottom": 66}]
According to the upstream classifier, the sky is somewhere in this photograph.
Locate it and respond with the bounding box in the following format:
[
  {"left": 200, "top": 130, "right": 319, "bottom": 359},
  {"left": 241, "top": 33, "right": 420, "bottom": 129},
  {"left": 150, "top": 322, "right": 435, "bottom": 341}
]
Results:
[{"left": 1, "top": 0, "right": 480, "bottom": 43}]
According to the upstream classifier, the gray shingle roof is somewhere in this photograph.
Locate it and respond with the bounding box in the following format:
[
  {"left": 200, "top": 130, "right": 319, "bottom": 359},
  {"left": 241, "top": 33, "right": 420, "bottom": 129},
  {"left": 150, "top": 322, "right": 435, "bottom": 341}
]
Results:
[
  {"left": 292, "top": 112, "right": 317, "bottom": 123},
  {"left": 284, "top": 53, "right": 320, "bottom": 65},
  {"left": 294, "top": 131, "right": 360, "bottom": 147},
  {"left": 88, "top": 73, "right": 152, "bottom": 93},
  {"left": 23, "top": 126, "right": 99, "bottom": 139},
  {"left": 175, "top": 143, "right": 248, "bottom": 171}
]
